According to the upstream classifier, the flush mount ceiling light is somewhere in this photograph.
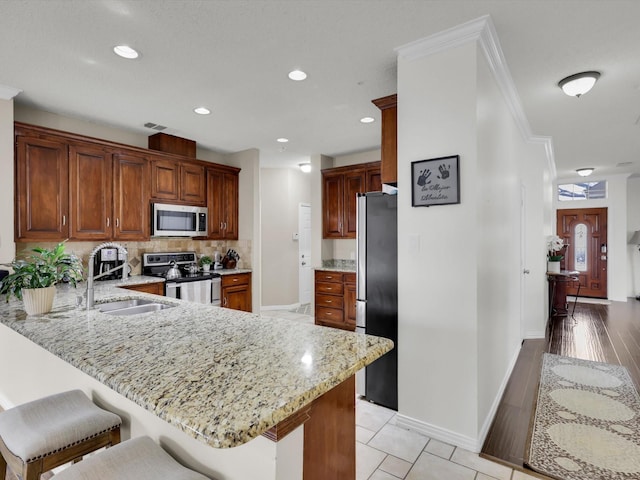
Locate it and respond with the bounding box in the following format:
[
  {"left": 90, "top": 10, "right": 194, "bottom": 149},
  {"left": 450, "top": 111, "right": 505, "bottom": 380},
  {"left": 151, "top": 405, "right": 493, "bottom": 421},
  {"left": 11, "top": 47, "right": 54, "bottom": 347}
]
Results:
[
  {"left": 288, "top": 70, "right": 307, "bottom": 81},
  {"left": 193, "top": 107, "right": 211, "bottom": 115},
  {"left": 558, "top": 71, "right": 600, "bottom": 97},
  {"left": 360, "top": 117, "right": 375, "bottom": 124},
  {"left": 576, "top": 168, "right": 595, "bottom": 177},
  {"left": 299, "top": 163, "right": 311, "bottom": 173},
  {"left": 277, "top": 138, "right": 289, "bottom": 143},
  {"left": 113, "top": 45, "right": 139, "bottom": 59}
]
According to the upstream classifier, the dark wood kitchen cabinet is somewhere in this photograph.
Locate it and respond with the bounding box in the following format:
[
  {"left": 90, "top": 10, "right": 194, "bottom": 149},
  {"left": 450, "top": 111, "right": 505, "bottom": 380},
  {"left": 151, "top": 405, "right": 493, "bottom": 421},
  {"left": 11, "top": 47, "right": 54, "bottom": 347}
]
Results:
[
  {"left": 69, "top": 145, "right": 149, "bottom": 241},
  {"left": 221, "top": 272, "right": 252, "bottom": 312},
  {"left": 372, "top": 94, "right": 397, "bottom": 185},
  {"left": 314, "top": 270, "right": 356, "bottom": 331},
  {"left": 150, "top": 158, "right": 206, "bottom": 206},
  {"left": 112, "top": 153, "right": 150, "bottom": 240},
  {"left": 207, "top": 167, "right": 240, "bottom": 240},
  {"left": 69, "top": 143, "right": 113, "bottom": 240},
  {"left": 122, "top": 281, "right": 164, "bottom": 296},
  {"left": 321, "top": 162, "right": 380, "bottom": 239},
  {"left": 15, "top": 135, "right": 69, "bottom": 241}
]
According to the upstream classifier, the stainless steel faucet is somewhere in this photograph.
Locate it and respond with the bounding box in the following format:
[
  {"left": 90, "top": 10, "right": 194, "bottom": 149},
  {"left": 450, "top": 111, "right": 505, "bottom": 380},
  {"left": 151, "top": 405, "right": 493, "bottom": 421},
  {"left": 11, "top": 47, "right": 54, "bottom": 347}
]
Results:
[{"left": 86, "top": 242, "right": 128, "bottom": 310}]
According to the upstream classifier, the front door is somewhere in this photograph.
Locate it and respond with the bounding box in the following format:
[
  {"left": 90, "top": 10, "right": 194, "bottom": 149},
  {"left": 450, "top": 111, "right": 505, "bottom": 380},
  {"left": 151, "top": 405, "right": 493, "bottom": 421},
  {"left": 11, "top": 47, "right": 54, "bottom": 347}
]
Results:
[{"left": 556, "top": 207, "right": 608, "bottom": 298}]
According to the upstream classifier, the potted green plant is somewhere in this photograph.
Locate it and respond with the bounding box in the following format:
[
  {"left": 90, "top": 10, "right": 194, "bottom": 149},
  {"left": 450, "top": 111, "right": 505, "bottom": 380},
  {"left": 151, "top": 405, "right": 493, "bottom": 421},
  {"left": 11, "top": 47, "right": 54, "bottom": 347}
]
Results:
[
  {"left": 547, "top": 235, "right": 565, "bottom": 273},
  {"left": 0, "top": 243, "right": 84, "bottom": 315},
  {"left": 199, "top": 255, "right": 213, "bottom": 272}
]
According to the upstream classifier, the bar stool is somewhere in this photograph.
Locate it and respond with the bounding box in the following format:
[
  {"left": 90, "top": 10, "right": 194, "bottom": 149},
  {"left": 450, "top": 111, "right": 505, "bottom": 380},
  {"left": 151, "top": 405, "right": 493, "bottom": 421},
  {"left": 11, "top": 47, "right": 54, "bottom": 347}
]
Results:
[
  {"left": 0, "top": 390, "right": 121, "bottom": 480},
  {"left": 54, "top": 436, "right": 210, "bottom": 480}
]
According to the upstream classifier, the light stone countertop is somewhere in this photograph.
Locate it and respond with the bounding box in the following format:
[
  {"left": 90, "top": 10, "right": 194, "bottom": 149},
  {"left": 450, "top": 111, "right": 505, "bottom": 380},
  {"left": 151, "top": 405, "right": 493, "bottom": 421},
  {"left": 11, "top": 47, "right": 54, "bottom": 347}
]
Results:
[
  {"left": 315, "top": 266, "right": 356, "bottom": 273},
  {"left": 214, "top": 268, "right": 252, "bottom": 276},
  {"left": 0, "top": 278, "right": 392, "bottom": 449}
]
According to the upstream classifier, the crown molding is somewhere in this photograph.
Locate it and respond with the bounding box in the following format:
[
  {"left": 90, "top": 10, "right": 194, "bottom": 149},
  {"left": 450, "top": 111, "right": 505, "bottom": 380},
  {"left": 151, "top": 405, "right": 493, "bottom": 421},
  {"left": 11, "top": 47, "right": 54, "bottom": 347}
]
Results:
[
  {"left": 0, "top": 84, "right": 22, "bottom": 100},
  {"left": 395, "top": 15, "right": 556, "bottom": 178}
]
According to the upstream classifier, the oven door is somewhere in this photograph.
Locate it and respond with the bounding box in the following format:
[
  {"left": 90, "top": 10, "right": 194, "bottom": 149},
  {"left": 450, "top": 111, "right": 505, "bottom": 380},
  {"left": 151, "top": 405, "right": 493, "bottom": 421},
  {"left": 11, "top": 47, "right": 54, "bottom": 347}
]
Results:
[{"left": 165, "top": 279, "right": 212, "bottom": 304}]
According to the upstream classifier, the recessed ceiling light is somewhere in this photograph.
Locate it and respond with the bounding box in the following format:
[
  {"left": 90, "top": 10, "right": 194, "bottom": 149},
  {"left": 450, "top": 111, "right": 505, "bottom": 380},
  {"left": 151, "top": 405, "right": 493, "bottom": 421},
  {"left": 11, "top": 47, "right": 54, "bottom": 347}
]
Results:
[
  {"left": 288, "top": 70, "right": 307, "bottom": 81},
  {"left": 113, "top": 45, "right": 139, "bottom": 59},
  {"left": 277, "top": 138, "right": 289, "bottom": 143},
  {"left": 360, "top": 117, "right": 375, "bottom": 124},
  {"left": 576, "top": 168, "right": 595, "bottom": 177},
  {"left": 194, "top": 107, "right": 211, "bottom": 115},
  {"left": 299, "top": 163, "right": 311, "bottom": 173}
]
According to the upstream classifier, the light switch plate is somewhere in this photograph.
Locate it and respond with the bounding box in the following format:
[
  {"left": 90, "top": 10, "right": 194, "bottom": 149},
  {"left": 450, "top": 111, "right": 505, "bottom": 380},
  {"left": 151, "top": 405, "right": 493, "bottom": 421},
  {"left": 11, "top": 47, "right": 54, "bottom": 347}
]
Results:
[{"left": 292, "top": 232, "right": 299, "bottom": 241}]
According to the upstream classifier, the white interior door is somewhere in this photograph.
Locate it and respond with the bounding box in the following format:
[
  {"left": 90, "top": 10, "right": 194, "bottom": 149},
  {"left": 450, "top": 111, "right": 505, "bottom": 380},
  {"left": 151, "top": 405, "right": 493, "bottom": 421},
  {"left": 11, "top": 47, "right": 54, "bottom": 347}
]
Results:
[{"left": 299, "top": 203, "right": 312, "bottom": 305}]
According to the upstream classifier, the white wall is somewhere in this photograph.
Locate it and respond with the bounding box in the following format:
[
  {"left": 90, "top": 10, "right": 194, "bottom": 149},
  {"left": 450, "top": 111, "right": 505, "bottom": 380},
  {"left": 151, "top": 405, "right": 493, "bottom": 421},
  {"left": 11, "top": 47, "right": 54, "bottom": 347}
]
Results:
[
  {"left": 261, "top": 168, "right": 311, "bottom": 307},
  {"left": 553, "top": 174, "right": 630, "bottom": 301},
  {"left": 224, "top": 149, "right": 261, "bottom": 312},
  {"left": 395, "top": 16, "right": 552, "bottom": 450},
  {"left": 0, "top": 99, "right": 15, "bottom": 263},
  {"left": 397, "top": 42, "right": 481, "bottom": 443},
  {"left": 627, "top": 177, "right": 640, "bottom": 297}
]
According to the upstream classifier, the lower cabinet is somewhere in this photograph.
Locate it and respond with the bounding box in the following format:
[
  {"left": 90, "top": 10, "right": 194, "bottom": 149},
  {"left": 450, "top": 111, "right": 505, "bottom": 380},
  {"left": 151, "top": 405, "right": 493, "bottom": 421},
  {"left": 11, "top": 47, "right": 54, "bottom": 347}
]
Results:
[
  {"left": 121, "top": 282, "right": 165, "bottom": 296},
  {"left": 314, "top": 271, "right": 356, "bottom": 331},
  {"left": 221, "top": 273, "right": 252, "bottom": 312}
]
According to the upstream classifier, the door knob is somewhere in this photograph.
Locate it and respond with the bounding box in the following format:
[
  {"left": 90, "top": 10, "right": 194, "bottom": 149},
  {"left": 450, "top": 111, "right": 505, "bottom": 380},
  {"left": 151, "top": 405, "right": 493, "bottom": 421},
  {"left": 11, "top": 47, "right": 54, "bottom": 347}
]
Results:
[
  {"left": 523, "top": 269, "right": 530, "bottom": 274},
  {"left": 302, "top": 262, "right": 306, "bottom": 266}
]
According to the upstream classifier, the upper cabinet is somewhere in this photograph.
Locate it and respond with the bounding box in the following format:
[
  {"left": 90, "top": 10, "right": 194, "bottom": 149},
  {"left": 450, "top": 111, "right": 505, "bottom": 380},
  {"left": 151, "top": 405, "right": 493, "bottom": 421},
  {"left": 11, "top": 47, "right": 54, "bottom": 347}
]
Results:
[
  {"left": 150, "top": 158, "right": 206, "bottom": 206},
  {"left": 15, "top": 135, "right": 69, "bottom": 241},
  {"left": 207, "top": 166, "right": 240, "bottom": 240},
  {"left": 322, "top": 161, "right": 380, "bottom": 239},
  {"left": 14, "top": 123, "right": 237, "bottom": 243},
  {"left": 372, "top": 94, "right": 397, "bottom": 186}
]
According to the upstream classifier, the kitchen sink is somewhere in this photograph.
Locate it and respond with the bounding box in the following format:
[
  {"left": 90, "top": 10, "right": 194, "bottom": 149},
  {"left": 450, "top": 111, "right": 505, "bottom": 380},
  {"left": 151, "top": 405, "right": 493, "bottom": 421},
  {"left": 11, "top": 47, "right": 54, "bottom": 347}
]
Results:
[{"left": 97, "top": 298, "right": 175, "bottom": 316}]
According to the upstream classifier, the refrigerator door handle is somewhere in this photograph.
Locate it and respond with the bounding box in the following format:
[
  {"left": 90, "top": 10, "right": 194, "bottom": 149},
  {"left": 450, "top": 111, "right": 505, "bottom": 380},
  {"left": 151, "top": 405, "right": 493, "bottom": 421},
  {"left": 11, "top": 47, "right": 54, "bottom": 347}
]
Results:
[
  {"left": 356, "top": 194, "right": 367, "bottom": 301},
  {"left": 356, "top": 300, "right": 366, "bottom": 329}
]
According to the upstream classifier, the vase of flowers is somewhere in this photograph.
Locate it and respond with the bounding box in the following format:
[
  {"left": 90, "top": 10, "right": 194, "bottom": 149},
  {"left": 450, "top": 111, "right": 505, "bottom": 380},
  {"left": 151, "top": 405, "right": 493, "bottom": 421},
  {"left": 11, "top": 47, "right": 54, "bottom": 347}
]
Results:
[{"left": 547, "top": 235, "right": 565, "bottom": 273}]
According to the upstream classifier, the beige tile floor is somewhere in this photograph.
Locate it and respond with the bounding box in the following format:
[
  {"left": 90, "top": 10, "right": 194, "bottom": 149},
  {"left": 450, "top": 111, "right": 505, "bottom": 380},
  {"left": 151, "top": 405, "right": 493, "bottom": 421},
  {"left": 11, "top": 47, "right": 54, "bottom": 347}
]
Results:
[{"left": 262, "top": 306, "right": 540, "bottom": 480}]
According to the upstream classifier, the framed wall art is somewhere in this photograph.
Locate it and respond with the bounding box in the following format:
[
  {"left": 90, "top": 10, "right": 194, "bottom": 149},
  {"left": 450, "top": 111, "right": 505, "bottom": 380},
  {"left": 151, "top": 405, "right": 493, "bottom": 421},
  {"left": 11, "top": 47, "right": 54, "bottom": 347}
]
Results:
[{"left": 411, "top": 155, "right": 460, "bottom": 207}]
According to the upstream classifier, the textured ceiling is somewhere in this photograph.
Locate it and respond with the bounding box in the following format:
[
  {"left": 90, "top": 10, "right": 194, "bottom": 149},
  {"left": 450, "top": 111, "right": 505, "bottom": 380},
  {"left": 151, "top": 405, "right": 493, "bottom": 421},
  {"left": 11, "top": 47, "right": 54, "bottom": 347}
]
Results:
[{"left": 1, "top": 0, "right": 639, "bottom": 178}]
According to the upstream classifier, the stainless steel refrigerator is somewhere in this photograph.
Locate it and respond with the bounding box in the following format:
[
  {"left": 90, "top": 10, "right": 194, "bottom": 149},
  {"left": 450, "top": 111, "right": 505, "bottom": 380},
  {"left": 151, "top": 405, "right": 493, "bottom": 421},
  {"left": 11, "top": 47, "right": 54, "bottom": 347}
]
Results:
[{"left": 356, "top": 192, "right": 398, "bottom": 410}]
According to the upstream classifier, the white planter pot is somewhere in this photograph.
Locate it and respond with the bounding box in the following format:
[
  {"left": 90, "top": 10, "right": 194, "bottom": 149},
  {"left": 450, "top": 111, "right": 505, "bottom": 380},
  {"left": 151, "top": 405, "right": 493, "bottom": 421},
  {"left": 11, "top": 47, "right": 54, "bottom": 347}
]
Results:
[
  {"left": 547, "top": 261, "right": 561, "bottom": 274},
  {"left": 22, "top": 285, "right": 56, "bottom": 315},
  {"left": 202, "top": 264, "right": 211, "bottom": 272}
]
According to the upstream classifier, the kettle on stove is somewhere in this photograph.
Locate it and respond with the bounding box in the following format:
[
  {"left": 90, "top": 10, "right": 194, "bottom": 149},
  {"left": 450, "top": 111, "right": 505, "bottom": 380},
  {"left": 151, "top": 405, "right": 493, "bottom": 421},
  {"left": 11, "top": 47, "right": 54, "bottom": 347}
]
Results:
[{"left": 165, "top": 261, "right": 182, "bottom": 280}]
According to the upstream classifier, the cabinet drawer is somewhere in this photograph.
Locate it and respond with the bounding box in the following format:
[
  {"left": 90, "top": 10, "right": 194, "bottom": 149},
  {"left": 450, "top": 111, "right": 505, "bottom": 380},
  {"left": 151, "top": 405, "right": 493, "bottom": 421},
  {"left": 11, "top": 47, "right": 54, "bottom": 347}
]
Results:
[
  {"left": 315, "top": 306, "right": 344, "bottom": 323},
  {"left": 315, "top": 271, "right": 342, "bottom": 283},
  {"left": 221, "top": 273, "right": 250, "bottom": 288},
  {"left": 315, "top": 293, "right": 344, "bottom": 309},
  {"left": 315, "top": 282, "right": 343, "bottom": 295},
  {"left": 343, "top": 272, "right": 356, "bottom": 284}
]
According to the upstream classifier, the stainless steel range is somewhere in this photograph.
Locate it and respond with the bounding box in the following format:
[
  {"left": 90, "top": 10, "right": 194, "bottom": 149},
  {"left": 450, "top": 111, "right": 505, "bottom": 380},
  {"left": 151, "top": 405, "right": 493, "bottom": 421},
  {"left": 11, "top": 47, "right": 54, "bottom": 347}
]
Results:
[{"left": 142, "top": 252, "right": 221, "bottom": 306}]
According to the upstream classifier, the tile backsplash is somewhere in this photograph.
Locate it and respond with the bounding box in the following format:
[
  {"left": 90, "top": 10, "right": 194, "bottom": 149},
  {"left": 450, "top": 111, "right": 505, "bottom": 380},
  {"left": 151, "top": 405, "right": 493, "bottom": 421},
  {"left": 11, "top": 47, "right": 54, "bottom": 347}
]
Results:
[{"left": 17, "top": 239, "right": 252, "bottom": 276}]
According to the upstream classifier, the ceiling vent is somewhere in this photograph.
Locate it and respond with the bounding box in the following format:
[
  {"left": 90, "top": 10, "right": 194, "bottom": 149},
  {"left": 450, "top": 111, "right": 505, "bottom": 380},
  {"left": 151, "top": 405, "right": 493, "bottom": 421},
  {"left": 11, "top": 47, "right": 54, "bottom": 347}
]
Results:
[{"left": 144, "top": 122, "right": 168, "bottom": 131}]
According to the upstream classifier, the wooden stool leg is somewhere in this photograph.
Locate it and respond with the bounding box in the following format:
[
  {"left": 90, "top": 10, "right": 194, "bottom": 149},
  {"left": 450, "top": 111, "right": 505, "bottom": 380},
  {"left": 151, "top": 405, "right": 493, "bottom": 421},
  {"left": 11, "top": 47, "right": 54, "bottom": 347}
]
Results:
[
  {"left": 0, "top": 453, "right": 7, "bottom": 480},
  {"left": 23, "top": 459, "right": 43, "bottom": 480},
  {"left": 109, "top": 427, "right": 121, "bottom": 447}
]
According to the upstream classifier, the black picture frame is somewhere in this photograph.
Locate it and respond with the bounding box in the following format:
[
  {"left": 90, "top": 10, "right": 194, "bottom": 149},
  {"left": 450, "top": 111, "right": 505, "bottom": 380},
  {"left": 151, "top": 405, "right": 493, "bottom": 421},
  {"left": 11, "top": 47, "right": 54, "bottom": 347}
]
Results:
[{"left": 411, "top": 155, "right": 460, "bottom": 207}]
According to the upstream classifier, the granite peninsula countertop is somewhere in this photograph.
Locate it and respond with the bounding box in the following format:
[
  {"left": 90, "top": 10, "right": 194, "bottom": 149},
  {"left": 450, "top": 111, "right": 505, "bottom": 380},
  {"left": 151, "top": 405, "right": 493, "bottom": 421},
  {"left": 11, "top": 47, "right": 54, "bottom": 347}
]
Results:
[
  {"left": 0, "top": 277, "right": 392, "bottom": 449},
  {"left": 316, "top": 266, "right": 356, "bottom": 273}
]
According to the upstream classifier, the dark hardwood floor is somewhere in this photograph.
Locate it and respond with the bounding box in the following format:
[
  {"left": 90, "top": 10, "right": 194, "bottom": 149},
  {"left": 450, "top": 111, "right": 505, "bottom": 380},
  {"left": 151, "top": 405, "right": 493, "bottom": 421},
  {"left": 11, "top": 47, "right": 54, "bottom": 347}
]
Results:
[{"left": 481, "top": 298, "right": 640, "bottom": 474}]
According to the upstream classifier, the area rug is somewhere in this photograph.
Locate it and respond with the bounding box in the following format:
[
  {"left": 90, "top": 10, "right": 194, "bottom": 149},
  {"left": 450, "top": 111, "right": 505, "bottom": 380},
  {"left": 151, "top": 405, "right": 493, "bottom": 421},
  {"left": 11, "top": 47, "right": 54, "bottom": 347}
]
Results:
[{"left": 526, "top": 353, "right": 640, "bottom": 479}]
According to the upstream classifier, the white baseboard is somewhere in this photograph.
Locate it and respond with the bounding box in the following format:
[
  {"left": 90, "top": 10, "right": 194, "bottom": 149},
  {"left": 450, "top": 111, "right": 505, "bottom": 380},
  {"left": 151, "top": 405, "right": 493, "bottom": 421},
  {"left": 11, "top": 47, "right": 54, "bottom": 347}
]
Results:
[
  {"left": 260, "top": 303, "right": 300, "bottom": 311},
  {"left": 523, "top": 330, "right": 545, "bottom": 339},
  {"left": 396, "top": 414, "right": 480, "bottom": 452},
  {"left": 397, "top": 343, "right": 522, "bottom": 453}
]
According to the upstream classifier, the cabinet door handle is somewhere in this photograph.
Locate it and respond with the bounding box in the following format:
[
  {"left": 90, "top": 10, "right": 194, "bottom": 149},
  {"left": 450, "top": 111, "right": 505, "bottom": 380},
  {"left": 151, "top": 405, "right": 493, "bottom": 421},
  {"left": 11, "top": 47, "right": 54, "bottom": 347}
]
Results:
[
  {"left": 62, "top": 215, "right": 66, "bottom": 226},
  {"left": 220, "top": 222, "right": 224, "bottom": 230},
  {"left": 223, "top": 297, "right": 227, "bottom": 306},
  {"left": 116, "top": 218, "right": 120, "bottom": 228}
]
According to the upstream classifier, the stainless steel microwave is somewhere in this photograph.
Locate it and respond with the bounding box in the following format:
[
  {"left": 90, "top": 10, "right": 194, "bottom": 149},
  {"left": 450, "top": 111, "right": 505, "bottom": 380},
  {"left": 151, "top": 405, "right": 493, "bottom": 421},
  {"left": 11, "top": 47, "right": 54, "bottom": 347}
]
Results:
[{"left": 151, "top": 203, "right": 208, "bottom": 237}]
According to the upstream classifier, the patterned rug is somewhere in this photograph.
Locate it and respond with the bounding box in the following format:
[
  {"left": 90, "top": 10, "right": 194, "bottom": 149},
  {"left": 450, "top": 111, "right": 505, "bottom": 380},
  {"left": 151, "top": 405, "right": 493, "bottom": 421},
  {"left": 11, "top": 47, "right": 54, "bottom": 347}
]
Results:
[{"left": 526, "top": 353, "right": 640, "bottom": 479}]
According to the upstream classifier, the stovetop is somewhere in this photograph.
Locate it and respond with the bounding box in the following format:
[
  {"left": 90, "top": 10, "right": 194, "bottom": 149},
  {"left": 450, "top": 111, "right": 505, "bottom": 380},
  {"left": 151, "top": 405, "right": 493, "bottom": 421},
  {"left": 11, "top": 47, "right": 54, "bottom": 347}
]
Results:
[{"left": 142, "top": 251, "right": 220, "bottom": 283}]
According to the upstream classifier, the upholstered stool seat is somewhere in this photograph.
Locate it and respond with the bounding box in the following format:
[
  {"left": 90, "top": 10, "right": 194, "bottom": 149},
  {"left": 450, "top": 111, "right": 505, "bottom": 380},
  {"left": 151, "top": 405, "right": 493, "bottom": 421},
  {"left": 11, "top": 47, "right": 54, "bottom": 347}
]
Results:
[
  {"left": 0, "top": 390, "right": 121, "bottom": 480},
  {"left": 54, "top": 436, "right": 210, "bottom": 480}
]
